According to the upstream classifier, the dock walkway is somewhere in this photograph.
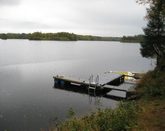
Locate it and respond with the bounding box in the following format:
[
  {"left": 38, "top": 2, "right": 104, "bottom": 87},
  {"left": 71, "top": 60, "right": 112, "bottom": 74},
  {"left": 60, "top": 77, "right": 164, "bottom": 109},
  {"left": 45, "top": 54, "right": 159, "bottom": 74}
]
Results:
[
  {"left": 53, "top": 70, "right": 142, "bottom": 99},
  {"left": 53, "top": 73, "right": 129, "bottom": 96}
]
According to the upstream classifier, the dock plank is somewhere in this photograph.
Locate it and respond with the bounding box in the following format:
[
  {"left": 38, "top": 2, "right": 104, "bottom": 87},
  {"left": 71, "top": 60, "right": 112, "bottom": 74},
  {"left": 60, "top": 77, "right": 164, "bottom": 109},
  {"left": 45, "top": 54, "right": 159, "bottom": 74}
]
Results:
[{"left": 103, "top": 85, "right": 128, "bottom": 92}]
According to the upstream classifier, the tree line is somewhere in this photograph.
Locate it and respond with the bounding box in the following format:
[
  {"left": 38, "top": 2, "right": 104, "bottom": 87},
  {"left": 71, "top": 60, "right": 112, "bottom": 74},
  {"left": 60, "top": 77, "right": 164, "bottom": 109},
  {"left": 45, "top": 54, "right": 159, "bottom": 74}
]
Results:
[
  {"left": 0, "top": 32, "right": 122, "bottom": 41},
  {"left": 0, "top": 32, "right": 78, "bottom": 41},
  {"left": 0, "top": 32, "right": 145, "bottom": 42},
  {"left": 121, "top": 35, "right": 144, "bottom": 43}
]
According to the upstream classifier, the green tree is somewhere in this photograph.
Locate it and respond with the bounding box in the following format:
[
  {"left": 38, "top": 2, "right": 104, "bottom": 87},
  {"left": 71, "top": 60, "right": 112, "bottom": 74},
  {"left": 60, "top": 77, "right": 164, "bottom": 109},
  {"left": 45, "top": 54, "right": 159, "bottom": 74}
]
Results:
[
  {"left": 28, "top": 32, "right": 42, "bottom": 40},
  {"left": 138, "top": 0, "right": 165, "bottom": 70},
  {"left": 0, "top": 33, "right": 7, "bottom": 39}
]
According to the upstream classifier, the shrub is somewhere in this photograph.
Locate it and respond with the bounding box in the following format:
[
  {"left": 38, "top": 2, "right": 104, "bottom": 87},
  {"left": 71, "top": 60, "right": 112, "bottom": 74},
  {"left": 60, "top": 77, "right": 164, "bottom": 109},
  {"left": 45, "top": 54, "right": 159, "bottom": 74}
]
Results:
[
  {"left": 137, "top": 71, "right": 165, "bottom": 98},
  {"left": 56, "top": 101, "right": 138, "bottom": 131}
]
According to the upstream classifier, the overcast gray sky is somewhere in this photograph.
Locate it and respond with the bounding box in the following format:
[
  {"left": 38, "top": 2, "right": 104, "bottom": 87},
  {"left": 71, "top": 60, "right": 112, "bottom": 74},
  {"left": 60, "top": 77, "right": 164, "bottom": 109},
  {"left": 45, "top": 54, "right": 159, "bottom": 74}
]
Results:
[{"left": 0, "top": 0, "right": 147, "bottom": 36}]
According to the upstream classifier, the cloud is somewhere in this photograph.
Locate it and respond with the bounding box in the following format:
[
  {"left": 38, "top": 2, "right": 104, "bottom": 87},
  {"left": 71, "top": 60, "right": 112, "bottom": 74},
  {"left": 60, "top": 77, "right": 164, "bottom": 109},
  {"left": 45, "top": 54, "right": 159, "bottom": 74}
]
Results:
[
  {"left": 0, "top": 0, "right": 147, "bottom": 36},
  {"left": 0, "top": 18, "right": 54, "bottom": 33},
  {"left": 0, "top": 0, "right": 20, "bottom": 6}
]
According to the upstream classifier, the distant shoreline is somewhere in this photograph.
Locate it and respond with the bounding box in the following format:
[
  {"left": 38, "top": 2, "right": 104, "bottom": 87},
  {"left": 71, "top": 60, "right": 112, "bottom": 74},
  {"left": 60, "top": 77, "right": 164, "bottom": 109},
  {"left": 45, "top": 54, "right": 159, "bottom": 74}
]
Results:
[{"left": 0, "top": 32, "right": 143, "bottom": 43}]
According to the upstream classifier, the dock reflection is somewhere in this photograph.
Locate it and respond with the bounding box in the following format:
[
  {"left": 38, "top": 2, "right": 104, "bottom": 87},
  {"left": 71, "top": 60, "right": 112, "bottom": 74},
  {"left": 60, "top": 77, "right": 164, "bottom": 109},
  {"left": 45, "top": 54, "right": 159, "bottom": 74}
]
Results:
[{"left": 53, "top": 83, "right": 128, "bottom": 101}]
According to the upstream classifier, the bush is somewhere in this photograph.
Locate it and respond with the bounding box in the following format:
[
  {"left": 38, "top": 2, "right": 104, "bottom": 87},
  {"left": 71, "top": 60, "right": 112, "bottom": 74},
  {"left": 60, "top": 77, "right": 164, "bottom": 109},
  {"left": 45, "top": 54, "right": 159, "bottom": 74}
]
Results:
[
  {"left": 137, "top": 71, "right": 165, "bottom": 98},
  {"left": 55, "top": 101, "right": 138, "bottom": 131}
]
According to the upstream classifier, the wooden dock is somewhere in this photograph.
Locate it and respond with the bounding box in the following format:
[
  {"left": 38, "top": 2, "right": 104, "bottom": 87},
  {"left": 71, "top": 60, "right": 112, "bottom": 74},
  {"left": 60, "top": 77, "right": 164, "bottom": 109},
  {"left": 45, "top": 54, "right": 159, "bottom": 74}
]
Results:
[
  {"left": 53, "top": 73, "right": 124, "bottom": 87},
  {"left": 53, "top": 71, "right": 141, "bottom": 99},
  {"left": 53, "top": 73, "right": 129, "bottom": 96}
]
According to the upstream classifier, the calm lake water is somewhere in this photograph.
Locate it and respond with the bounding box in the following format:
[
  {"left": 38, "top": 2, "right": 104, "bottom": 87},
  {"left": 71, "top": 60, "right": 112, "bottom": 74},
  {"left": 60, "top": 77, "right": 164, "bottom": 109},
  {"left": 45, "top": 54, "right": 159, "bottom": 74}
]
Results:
[{"left": 0, "top": 40, "right": 154, "bottom": 131}]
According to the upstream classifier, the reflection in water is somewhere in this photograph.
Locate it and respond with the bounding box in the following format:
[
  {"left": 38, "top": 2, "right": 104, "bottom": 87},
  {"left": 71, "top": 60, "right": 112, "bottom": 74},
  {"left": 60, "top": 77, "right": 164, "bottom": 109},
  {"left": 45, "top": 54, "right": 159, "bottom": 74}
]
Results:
[
  {"left": 53, "top": 79, "right": 136, "bottom": 100},
  {"left": 0, "top": 40, "right": 155, "bottom": 131}
]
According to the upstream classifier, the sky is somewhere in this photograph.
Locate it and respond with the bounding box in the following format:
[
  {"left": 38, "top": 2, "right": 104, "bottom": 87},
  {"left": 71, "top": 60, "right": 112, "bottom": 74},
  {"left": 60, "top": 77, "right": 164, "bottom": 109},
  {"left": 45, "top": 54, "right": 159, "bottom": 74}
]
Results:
[{"left": 0, "top": 0, "right": 147, "bottom": 36}]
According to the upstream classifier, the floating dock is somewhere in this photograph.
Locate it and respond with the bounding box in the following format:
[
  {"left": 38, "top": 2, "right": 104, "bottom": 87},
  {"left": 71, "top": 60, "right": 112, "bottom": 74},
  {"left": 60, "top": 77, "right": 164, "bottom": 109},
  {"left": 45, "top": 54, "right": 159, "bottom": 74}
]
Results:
[
  {"left": 53, "top": 71, "right": 141, "bottom": 99},
  {"left": 54, "top": 73, "right": 124, "bottom": 87},
  {"left": 53, "top": 73, "right": 135, "bottom": 97}
]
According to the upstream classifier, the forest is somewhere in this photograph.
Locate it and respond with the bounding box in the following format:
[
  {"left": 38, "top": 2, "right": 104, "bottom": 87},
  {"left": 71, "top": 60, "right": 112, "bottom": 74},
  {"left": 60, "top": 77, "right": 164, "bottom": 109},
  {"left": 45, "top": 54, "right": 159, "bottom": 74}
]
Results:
[
  {"left": 121, "top": 35, "right": 144, "bottom": 43},
  {"left": 0, "top": 32, "right": 122, "bottom": 41}
]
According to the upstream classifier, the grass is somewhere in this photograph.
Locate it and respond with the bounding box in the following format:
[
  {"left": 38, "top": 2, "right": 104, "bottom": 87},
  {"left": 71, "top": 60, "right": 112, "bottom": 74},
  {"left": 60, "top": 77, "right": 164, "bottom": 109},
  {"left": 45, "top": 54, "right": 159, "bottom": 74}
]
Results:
[
  {"left": 134, "top": 70, "right": 165, "bottom": 131},
  {"left": 134, "top": 99, "right": 165, "bottom": 131}
]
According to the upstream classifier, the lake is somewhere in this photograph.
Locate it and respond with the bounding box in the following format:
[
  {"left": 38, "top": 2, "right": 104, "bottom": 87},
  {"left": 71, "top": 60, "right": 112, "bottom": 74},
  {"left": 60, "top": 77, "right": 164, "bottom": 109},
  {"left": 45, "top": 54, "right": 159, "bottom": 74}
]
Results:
[{"left": 0, "top": 40, "right": 155, "bottom": 131}]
